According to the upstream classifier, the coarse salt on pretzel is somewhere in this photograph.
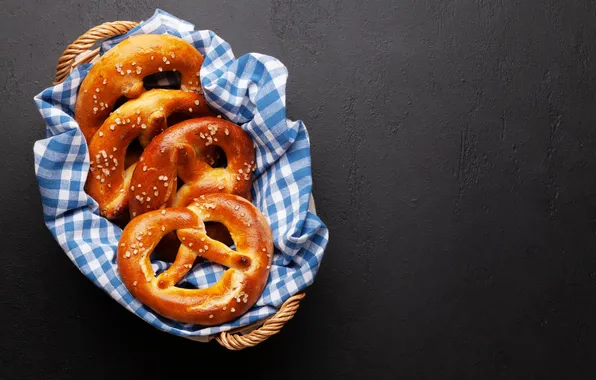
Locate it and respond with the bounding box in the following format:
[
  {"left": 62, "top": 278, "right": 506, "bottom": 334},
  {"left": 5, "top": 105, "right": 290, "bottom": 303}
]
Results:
[
  {"left": 86, "top": 89, "right": 213, "bottom": 219},
  {"left": 128, "top": 116, "right": 256, "bottom": 218},
  {"left": 75, "top": 33, "right": 205, "bottom": 142},
  {"left": 117, "top": 193, "right": 273, "bottom": 325}
]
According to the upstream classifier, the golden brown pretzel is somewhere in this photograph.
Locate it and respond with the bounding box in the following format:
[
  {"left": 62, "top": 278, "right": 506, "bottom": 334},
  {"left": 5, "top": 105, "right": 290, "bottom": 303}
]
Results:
[
  {"left": 128, "top": 116, "right": 256, "bottom": 218},
  {"left": 117, "top": 193, "right": 273, "bottom": 325},
  {"left": 86, "top": 89, "right": 213, "bottom": 219},
  {"left": 75, "top": 33, "right": 204, "bottom": 142}
]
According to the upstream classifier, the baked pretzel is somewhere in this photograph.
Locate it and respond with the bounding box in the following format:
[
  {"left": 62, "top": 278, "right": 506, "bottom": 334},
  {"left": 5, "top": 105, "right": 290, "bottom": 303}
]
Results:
[
  {"left": 117, "top": 193, "right": 273, "bottom": 325},
  {"left": 75, "top": 33, "right": 204, "bottom": 142},
  {"left": 128, "top": 116, "right": 256, "bottom": 218},
  {"left": 86, "top": 89, "right": 213, "bottom": 219}
]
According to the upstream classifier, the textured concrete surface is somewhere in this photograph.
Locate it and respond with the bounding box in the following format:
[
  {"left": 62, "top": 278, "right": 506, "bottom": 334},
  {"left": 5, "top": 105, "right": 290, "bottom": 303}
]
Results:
[{"left": 3, "top": 0, "right": 596, "bottom": 379}]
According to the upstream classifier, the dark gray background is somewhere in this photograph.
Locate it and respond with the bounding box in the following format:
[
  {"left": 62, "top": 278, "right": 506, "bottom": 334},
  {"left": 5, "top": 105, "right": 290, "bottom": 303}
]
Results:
[{"left": 2, "top": 0, "right": 596, "bottom": 379}]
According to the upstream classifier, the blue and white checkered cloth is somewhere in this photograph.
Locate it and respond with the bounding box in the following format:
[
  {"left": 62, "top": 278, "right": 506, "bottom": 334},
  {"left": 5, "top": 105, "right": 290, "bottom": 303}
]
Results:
[{"left": 32, "top": 9, "right": 329, "bottom": 338}]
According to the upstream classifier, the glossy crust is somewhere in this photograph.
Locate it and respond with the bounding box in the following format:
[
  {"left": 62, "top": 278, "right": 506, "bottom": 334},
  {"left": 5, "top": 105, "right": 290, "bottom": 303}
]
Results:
[
  {"left": 128, "top": 116, "right": 256, "bottom": 218},
  {"left": 85, "top": 89, "right": 213, "bottom": 219},
  {"left": 75, "top": 33, "right": 205, "bottom": 142},
  {"left": 117, "top": 193, "right": 273, "bottom": 326}
]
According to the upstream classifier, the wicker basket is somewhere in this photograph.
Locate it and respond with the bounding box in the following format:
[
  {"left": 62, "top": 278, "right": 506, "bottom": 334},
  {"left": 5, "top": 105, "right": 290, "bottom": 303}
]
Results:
[{"left": 52, "top": 20, "right": 307, "bottom": 351}]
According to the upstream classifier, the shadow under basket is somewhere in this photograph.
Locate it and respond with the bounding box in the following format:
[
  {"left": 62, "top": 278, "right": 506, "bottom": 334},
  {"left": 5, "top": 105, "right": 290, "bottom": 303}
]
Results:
[{"left": 53, "top": 20, "right": 311, "bottom": 351}]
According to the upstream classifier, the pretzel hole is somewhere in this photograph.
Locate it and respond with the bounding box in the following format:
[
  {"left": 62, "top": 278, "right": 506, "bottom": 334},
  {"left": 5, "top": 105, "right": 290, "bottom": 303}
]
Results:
[
  {"left": 151, "top": 232, "right": 180, "bottom": 263},
  {"left": 166, "top": 112, "right": 192, "bottom": 128},
  {"left": 111, "top": 95, "right": 130, "bottom": 113},
  {"left": 175, "top": 280, "right": 199, "bottom": 289},
  {"left": 174, "top": 255, "right": 238, "bottom": 290},
  {"left": 204, "top": 222, "right": 234, "bottom": 247},
  {"left": 143, "top": 71, "right": 182, "bottom": 90},
  {"left": 124, "top": 139, "right": 144, "bottom": 168},
  {"left": 174, "top": 177, "right": 183, "bottom": 190},
  {"left": 200, "top": 146, "right": 227, "bottom": 168}
]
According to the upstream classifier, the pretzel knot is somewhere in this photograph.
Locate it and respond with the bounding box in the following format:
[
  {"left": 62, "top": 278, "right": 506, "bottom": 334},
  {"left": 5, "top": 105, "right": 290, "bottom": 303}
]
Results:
[
  {"left": 128, "top": 116, "right": 256, "bottom": 218},
  {"left": 75, "top": 34, "right": 206, "bottom": 142},
  {"left": 85, "top": 90, "right": 214, "bottom": 219},
  {"left": 117, "top": 193, "right": 273, "bottom": 326}
]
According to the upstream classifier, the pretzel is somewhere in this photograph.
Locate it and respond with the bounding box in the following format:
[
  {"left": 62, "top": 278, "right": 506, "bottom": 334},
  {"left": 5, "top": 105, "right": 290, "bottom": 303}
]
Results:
[
  {"left": 75, "top": 33, "right": 205, "bottom": 142},
  {"left": 86, "top": 89, "right": 213, "bottom": 219},
  {"left": 128, "top": 116, "right": 256, "bottom": 218},
  {"left": 117, "top": 193, "right": 273, "bottom": 325}
]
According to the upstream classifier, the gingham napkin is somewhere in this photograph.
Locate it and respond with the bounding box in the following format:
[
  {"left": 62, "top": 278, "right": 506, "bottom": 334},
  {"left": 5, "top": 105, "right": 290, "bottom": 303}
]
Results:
[{"left": 32, "top": 9, "right": 329, "bottom": 338}]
